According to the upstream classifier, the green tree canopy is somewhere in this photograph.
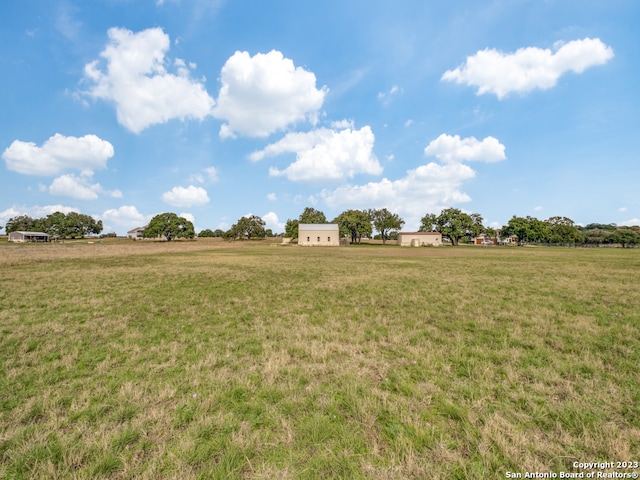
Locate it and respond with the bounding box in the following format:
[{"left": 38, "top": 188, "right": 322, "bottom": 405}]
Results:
[
  {"left": 284, "top": 219, "right": 299, "bottom": 239},
  {"left": 469, "top": 213, "right": 485, "bottom": 238},
  {"left": 500, "top": 215, "right": 549, "bottom": 245},
  {"left": 484, "top": 226, "right": 498, "bottom": 239},
  {"left": 44, "top": 212, "right": 69, "bottom": 238},
  {"left": 63, "top": 212, "right": 103, "bottom": 238},
  {"left": 299, "top": 207, "right": 326, "bottom": 224},
  {"left": 5, "top": 215, "right": 36, "bottom": 233},
  {"left": 434, "top": 208, "right": 484, "bottom": 246},
  {"left": 5, "top": 212, "right": 102, "bottom": 238},
  {"left": 418, "top": 213, "right": 438, "bottom": 232},
  {"left": 582, "top": 228, "right": 612, "bottom": 246},
  {"left": 198, "top": 229, "right": 215, "bottom": 237},
  {"left": 370, "top": 208, "right": 404, "bottom": 244},
  {"left": 581, "top": 223, "right": 617, "bottom": 231},
  {"left": 545, "top": 216, "right": 583, "bottom": 244},
  {"left": 144, "top": 213, "right": 194, "bottom": 241},
  {"left": 606, "top": 227, "right": 640, "bottom": 248},
  {"left": 227, "top": 215, "right": 266, "bottom": 240},
  {"left": 333, "top": 209, "right": 371, "bottom": 244}
]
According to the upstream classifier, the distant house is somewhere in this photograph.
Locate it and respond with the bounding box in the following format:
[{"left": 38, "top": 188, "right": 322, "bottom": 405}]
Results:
[
  {"left": 474, "top": 234, "right": 498, "bottom": 245},
  {"left": 498, "top": 235, "right": 518, "bottom": 245},
  {"left": 8, "top": 231, "right": 50, "bottom": 243},
  {"left": 127, "top": 226, "right": 146, "bottom": 240},
  {"left": 397, "top": 232, "right": 442, "bottom": 247},
  {"left": 298, "top": 224, "right": 340, "bottom": 246}
]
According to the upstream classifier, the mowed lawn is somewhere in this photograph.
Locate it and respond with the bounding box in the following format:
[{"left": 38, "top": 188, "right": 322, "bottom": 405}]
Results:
[{"left": 1, "top": 240, "right": 639, "bottom": 479}]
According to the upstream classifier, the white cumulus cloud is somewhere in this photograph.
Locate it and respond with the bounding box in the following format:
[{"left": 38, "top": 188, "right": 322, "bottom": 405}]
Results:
[
  {"left": 377, "top": 85, "right": 401, "bottom": 106},
  {"left": 162, "top": 185, "right": 210, "bottom": 207},
  {"left": 34, "top": 204, "right": 80, "bottom": 216},
  {"left": 442, "top": 37, "right": 614, "bottom": 99},
  {"left": 3, "top": 133, "right": 114, "bottom": 176},
  {"left": 0, "top": 207, "right": 23, "bottom": 231},
  {"left": 214, "top": 50, "right": 328, "bottom": 138},
  {"left": 321, "top": 132, "right": 507, "bottom": 229},
  {"left": 179, "top": 212, "right": 195, "bottom": 224},
  {"left": 262, "top": 211, "right": 284, "bottom": 231},
  {"left": 45, "top": 173, "right": 122, "bottom": 200},
  {"left": 620, "top": 218, "right": 640, "bottom": 227},
  {"left": 48, "top": 174, "right": 101, "bottom": 200},
  {"left": 321, "top": 162, "right": 476, "bottom": 228},
  {"left": 202, "top": 167, "right": 218, "bottom": 182},
  {"left": 82, "top": 27, "right": 215, "bottom": 133},
  {"left": 424, "top": 134, "right": 506, "bottom": 163},
  {"left": 189, "top": 166, "right": 218, "bottom": 184},
  {"left": 330, "top": 119, "right": 355, "bottom": 129},
  {"left": 252, "top": 126, "right": 382, "bottom": 182},
  {"left": 102, "top": 205, "right": 150, "bottom": 232}
]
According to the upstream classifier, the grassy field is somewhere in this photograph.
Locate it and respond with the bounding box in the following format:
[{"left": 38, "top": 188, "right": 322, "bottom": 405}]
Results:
[{"left": 1, "top": 239, "right": 639, "bottom": 479}]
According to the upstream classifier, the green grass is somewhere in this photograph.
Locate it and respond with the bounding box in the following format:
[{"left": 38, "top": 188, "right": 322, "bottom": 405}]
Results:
[{"left": 1, "top": 241, "right": 639, "bottom": 478}]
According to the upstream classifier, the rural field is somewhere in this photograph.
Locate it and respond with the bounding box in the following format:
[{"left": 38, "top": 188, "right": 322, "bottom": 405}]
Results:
[{"left": 1, "top": 239, "right": 639, "bottom": 479}]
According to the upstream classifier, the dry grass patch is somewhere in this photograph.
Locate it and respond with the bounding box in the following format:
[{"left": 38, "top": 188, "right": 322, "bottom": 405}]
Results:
[{"left": 1, "top": 242, "right": 639, "bottom": 478}]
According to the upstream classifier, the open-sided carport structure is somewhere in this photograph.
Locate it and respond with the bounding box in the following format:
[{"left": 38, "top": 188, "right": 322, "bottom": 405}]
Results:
[{"left": 8, "top": 231, "right": 51, "bottom": 243}]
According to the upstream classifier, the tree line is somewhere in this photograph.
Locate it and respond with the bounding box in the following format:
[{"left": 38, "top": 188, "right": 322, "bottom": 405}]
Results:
[
  {"left": 283, "top": 207, "right": 405, "bottom": 244},
  {"left": 500, "top": 216, "right": 640, "bottom": 247},
  {"left": 281, "top": 207, "right": 640, "bottom": 247},
  {"left": 4, "top": 208, "right": 639, "bottom": 247},
  {"left": 3, "top": 212, "right": 103, "bottom": 239},
  {"left": 130, "top": 208, "right": 406, "bottom": 243}
]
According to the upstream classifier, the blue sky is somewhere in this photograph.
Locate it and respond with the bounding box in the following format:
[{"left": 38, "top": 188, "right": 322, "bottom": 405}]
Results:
[{"left": 1, "top": 0, "right": 638, "bottom": 235}]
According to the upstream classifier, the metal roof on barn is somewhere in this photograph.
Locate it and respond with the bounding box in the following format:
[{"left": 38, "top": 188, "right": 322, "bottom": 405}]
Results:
[{"left": 298, "top": 224, "right": 339, "bottom": 231}]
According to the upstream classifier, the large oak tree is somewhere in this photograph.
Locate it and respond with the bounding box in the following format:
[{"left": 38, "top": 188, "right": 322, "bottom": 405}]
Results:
[
  {"left": 144, "top": 213, "right": 194, "bottom": 241},
  {"left": 333, "top": 209, "right": 372, "bottom": 244},
  {"left": 370, "top": 208, "right": 404, "bottom": 244},
  {"left": 431, "top": 208, "right": 484, "bottom": 246},
  {"left": 298, "top": 207, "right": 327, "bottom": 224},
  {"left": 226, "top": 215, "right": 266, "bottom": 240}
]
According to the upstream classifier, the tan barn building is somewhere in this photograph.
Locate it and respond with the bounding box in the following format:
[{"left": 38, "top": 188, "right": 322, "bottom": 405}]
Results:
[
  {"left": 298, "top": 224, "right": 340, "bottom": 246},
  {"left": 397, "top": 231, "right": 442, "bottom": 247},
  {"left": 8, "top": 231, "right": 50, "bottom": 243}
]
